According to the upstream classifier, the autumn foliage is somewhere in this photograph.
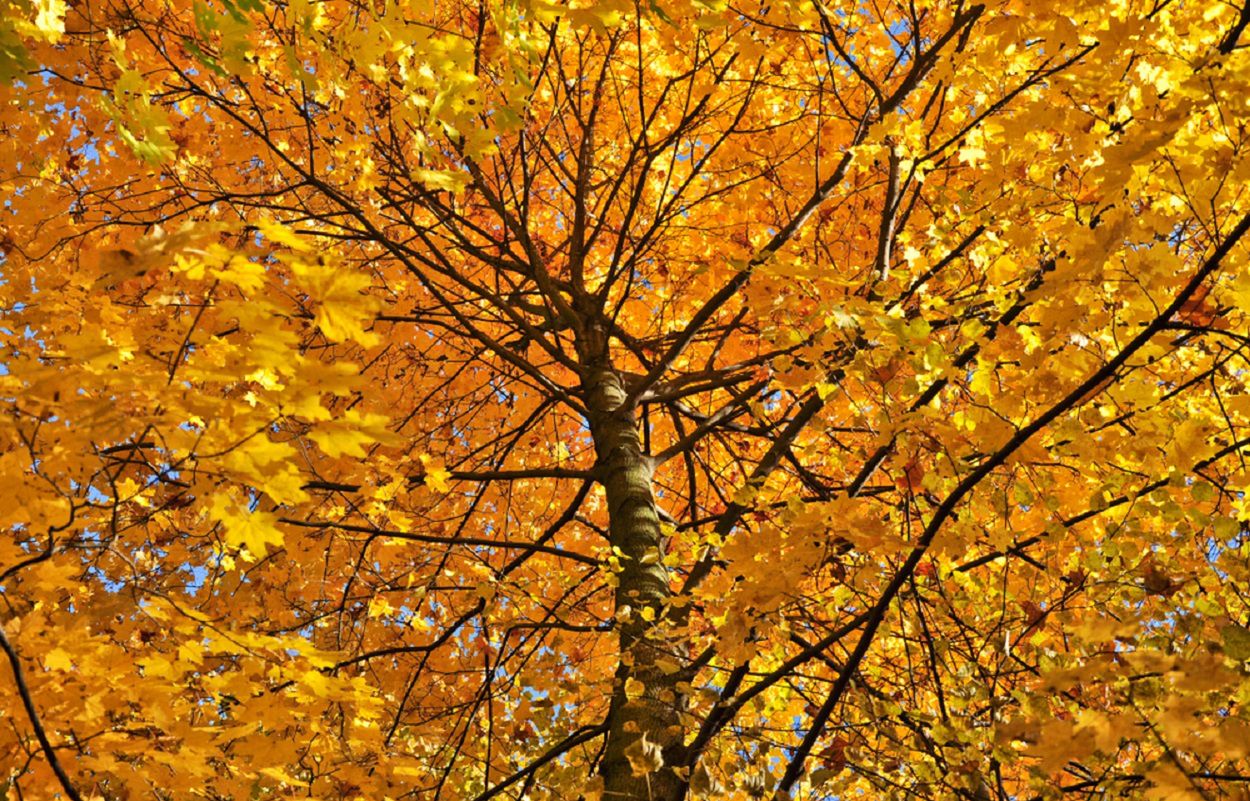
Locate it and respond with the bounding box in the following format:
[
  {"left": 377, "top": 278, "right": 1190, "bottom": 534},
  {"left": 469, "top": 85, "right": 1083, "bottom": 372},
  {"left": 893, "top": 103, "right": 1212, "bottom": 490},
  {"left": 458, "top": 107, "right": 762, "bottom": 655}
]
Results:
[{"left": 3, "top": 0, "right": 1250, "bottom": 799}]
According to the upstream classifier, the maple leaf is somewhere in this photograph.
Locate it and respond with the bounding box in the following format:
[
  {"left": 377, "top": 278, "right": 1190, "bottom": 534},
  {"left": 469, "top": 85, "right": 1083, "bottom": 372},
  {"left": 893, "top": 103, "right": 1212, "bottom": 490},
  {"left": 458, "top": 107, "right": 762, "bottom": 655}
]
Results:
[
  {"left": 210, "top": 495, "right": 285, "bottom": 557},
  {"left": 308, "top": 409, "right": 396, "bottom": 457},
  {"left": 292, "top": 258, "right": 381, "bottom": 345},
  {"left": 417, "top": 454, "right": 452, "bottom": 493},
  {"left": 43, "top": 648, "right": 73, "bottom": 671}
]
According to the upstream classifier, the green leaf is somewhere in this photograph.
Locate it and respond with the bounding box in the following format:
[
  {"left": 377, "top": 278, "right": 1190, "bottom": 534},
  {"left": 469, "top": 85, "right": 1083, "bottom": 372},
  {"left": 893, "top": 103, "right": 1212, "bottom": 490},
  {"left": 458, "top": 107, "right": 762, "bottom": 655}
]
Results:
[{"left": 1221, "top": 624, "right": 1250, "bottom": 661}]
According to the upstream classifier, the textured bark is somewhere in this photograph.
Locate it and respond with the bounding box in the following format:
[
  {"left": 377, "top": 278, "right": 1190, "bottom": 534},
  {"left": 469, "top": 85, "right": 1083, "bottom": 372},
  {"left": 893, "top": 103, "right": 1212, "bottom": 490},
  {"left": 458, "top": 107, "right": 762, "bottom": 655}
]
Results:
[{"left": 580, "top": 325, "right": 684, "bottom": 801}]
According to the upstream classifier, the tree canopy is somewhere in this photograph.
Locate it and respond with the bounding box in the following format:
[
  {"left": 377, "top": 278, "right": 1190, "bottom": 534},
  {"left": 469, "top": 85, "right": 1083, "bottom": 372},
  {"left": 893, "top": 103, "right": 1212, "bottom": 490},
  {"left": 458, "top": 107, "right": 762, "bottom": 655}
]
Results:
[{"left": 3, "top": 0, "right": 1250, "bottom": 799}]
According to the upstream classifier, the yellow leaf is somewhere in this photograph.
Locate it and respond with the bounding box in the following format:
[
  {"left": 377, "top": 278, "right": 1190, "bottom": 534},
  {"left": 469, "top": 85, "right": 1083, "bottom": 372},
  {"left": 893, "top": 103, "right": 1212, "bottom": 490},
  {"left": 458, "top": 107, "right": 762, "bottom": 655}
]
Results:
[
  {"left": 624, "top": 732, "right": 664, "bottom": 775},
  {"left": 257, "top": 218, "right": 312, "bottom": 251},
  {"left": 958, "top": 145, "right": 986, "bottom": 166},
  {"left": 32, "top": 0, "right": 67, "bottom": 42},
  {"left": 292, "top": 258, "right": 380, "bottom": 344},
  {"left": 412, "top": 168, "right": 470, "bottom": 193},
  {"left": 393, "top": 765, "right": 426, "bottom": 778},
  {"left": 44, "top": 648, "right": 73, "bottom": 671},
  {"left": 260, "top": 767, "right": 308, "bottom": 787},
  {"left": 210, "top": 495, "right": 285, "bottom": 557},
  {"left": 309, "top": 410, "right": 396, "bottom": 458},
  {"left": 299, "top": 669, "right": 332, "bottom": 698},
  {"left": 211, "top": 254, "right": 267, "bottom": 292},
  {"left": 420, "top": 454, "right": 452, "bottom": 492},
  {"left": 368, "top": 596, "right": 394, "bottom": 618}
]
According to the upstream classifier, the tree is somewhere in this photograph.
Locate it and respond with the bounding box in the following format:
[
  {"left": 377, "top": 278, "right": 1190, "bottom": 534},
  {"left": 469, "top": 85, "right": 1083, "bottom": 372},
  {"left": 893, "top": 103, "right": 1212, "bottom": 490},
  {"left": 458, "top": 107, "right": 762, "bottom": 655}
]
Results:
[{"left": 2, "top": 0, "right": 1250, "bottom": 798}]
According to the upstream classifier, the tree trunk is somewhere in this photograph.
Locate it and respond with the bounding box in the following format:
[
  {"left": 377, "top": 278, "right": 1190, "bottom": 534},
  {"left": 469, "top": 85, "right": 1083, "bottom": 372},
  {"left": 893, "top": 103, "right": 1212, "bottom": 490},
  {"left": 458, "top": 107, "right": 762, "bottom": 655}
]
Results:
[{"left": 581, "top": 327, "right": 684, "bottom": 801}]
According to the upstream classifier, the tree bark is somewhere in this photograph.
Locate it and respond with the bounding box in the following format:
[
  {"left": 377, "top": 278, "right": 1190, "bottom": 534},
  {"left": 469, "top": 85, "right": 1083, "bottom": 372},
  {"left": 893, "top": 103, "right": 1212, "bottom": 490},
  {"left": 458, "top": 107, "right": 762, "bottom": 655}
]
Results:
[{"left": 580, "top": 324, "right": 684, "bottom": 801}]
